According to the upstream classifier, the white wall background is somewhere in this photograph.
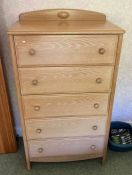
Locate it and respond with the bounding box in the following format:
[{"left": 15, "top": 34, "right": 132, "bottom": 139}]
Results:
[{"left": 0, "top": 0, "right": 132, "bottom": 136}]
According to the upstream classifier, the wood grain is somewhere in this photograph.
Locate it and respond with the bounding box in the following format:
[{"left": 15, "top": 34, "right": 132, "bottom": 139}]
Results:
[
  {"left": 19, "top": 66, "right": 114, "bottom": 94},
  {"left": 8, "top": 36, "right": 31, "bottom": 169},
  {"left": 15, "top": 35, "right": 118, "bottom": 66},
  {"left": 25, "top": 116, "right": 106, "bottom": 140},
  {"left": 22, "top": 93, "right": 109, "bottom": 118},
  {"left": 19, "top": 9, "right": 106, "bottom": 22},
  {"left": 8, "top": 21, "right": 125, "bottom": 35},
  {"left": 0, "top": 134, "right": 5, "bottom": 153},
  {"left": 28, "top": 136, "right": 105, "bottom": 160},
  {"left": 0, "top": 59, "right": 17, "bottom": 153},
  {"left": 8, "top": 9, "right": 124, "bottom": 168},
  {"left": 102, "top": 34, "right": 123, "bottom": 163},
  {"left": 8, "top": 9, "right": 124, "bottom": 35}
]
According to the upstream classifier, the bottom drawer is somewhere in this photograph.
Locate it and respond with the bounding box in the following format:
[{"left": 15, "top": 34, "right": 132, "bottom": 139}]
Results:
[{"left": 28, "top": 136, "right": 105, "bottom": 162}]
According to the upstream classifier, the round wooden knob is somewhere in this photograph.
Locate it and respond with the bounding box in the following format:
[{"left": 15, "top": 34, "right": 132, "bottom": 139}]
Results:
[
  {"left": 90, "top": 145, "right": 96, "bottom": 150},
  {"left": 29, "top": 48, "right": 36, "bottom": 56},
  {"left": 94, "top": 103, "right": 100, "bottom": 109},
  {"left": 92, "top": 125, "right": 98, "bottom": 130},
  {"left": 32, "top": 80, "right": 38, "bottom": 86},
  {"left": 96, "top": 78, "right": 102, "bottom": 84},
  {"left": 36, "top": 128, "right": 42, "bottom": 134},
  {"left": 34, "top": 105, "right": 40, "bottom": 111},
  {"left": 98, "top": 48, "right": 105, "bottom": 54},
  {"left": 38, "top": 148, "right": 43, "bottom": 153},
  {"left": 57, "top": 11, "right": 69, "bottom": 19}
]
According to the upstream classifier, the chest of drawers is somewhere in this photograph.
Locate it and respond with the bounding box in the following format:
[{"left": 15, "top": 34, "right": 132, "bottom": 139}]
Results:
[{"left": 8, "top": 9, "right": 124, "bottom": 169}]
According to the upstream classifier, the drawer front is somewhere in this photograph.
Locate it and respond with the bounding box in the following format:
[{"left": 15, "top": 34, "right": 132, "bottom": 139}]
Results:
[
  {"left": 15, "top": 35, "right": 117, "bottom": 66},
  {"left": 25, "top": 116, "right": 106, "bottom": 140},
  {"left": 22, "top": 93, "right": 109, "bottom": 118},
  {"left": 19, "top": 66, "right": 113, "bottom": 94},
  {"left": 28, "top": 137, "right": 105, "bottom": 159}
]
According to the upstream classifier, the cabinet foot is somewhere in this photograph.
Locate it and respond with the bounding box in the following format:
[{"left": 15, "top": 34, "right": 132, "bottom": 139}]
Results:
[
  {"left": 26, "top": 161, "right": 31, "bottom": 170},
  {"left": 102, "top": 154, "right": 107, "bottom": 165}
]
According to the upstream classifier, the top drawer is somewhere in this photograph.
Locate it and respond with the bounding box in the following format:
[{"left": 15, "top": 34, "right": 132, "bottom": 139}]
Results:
[{"left": 14, "top": 35, "right": 118, "bottom": 66}]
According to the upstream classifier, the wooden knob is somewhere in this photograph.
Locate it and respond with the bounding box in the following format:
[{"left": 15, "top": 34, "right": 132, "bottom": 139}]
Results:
[
  {"left": 90, "top": 145, "right": 96, "bottom": 150},
  {"left": 98, "top": 48, "right": 105, "bottom": 54},
  {"left": 29, "top": 48, "right": 36, "bottom": 56},
  {"left": 94, "top": 103, "right": 100, "bottom": 109},
  {"left": 36, "top": 128, "right": 42, "bottom": 134},
  {"left": 34, "top": 105, "right": 40, "bottom": 111},
  {"left": 38, "top": 148, "right": 43, "bottom": 153},
  {"left": 96, "top": 78, "right": 102, "bottom": 84},
  {"left": 57, "top": 11, "right": 69, "bottom": 19},
  {"left": 92, "top": 125, "right": 98, "bottom": 130},
  {"left": 32, "top": 80, "right": 38, "bottom": 86}
]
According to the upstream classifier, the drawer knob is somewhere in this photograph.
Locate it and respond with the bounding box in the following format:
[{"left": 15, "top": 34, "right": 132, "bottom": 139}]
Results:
[
  {"left": 57, "top": 11, "right": 69, "bottom": 19},
  {"left": 34, "top": 105, "right": 40, "bottom": 111},
  {"left": 29, "top": 48, "right": 36, "bottom": 56},
  {"left": 94, "top": 103, "right": 100, "bottom": 109},
  {"left": 96, "top": 78, "right": 102, "bottom": 84},
  {"left": 98, "top": 48, "right": 105, "bottom": 54},
  {"left": 32, "top": 80, "right": 38, "bottom": 86},
  {"left": 92, "top": 125, "right": 98, "bottom": 130},
  {"left": 90, "top": 145, "right": 96, "bottom": 150},
  {"left": 36, "top": 128, "right": 42, "bottom": 134},
  {"left": 38, "top": 148, "right": 43, "bottom": 153}
]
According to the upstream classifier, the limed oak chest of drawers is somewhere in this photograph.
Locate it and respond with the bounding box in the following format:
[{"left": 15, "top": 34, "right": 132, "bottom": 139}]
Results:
[{"left": 8, "top": 9, "right": 124, "bottom": 169}]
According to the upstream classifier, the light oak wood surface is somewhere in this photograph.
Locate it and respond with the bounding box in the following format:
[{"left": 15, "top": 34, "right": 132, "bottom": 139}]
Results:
[
  {"left": 102, "top": 34, "right": 124, "bottom": 163},
  {"left": 22, "top": 93, "right": 109, "bottom": 118},
  {"left": 15, "top": 35, "right": 118, "bottom": 66},
  {"left": 9, "top": 36, "right": 31, "bottom": 169},
  {"left": 8, "top": 9, "right": 124, "bottom": 35},
  {"left": 28, "top": 136, "right": 105, "bottom": 159},
  {"left": 19, "top": 9, "right": 106, "bottom": 22},
  {"left": 8, "top": 21, "right": 125, "bottom": 35},
  {"left": 19, "top": 66, "right": 114, "bottom": 94},
  {"left": 8, "top": 9, "right": 124, "bottom": 169},
  {"left": 25, "top": 116, "right": 106, "bottom": 140}
]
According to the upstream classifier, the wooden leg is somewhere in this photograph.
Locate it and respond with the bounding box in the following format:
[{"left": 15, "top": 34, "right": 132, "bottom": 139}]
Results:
[
  {"left": 26, "top": 160, "right": 31, "bottom": 170},
  {"left": 102, "top": 152, "right": 107, "bottom": 165}
]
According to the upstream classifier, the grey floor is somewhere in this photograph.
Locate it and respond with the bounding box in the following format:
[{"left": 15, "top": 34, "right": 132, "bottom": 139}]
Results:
[{"left": 0, "top": 138, "right": 132, "bottom": 175}]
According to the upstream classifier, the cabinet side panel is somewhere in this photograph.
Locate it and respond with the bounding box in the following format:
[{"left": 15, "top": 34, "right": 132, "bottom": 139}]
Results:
[
  {"left": 8, "top": 35, "right": 31, "bottom": 169},
  {"left": 103, "top": 34, "right": 123, "bottom": 163}
]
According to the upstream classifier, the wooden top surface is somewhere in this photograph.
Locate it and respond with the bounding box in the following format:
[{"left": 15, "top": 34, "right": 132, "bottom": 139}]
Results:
[{"left": 8, "top": 9, "right": 125, "bottom": 35}]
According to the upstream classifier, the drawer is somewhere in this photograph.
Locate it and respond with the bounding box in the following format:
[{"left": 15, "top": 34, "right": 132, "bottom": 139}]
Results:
[
  {"left": 25, "top": 116, "right": 106, "bottom": 140},
  {"left": 19, "top": 66, "right": 113, "bottom": 94},
  {"left": 22, "top": 93, "right": 109, "bottom": 118},
  {"left": 28, "top": 137, "right": 105, "bottom": 160},
  {"left": 14, "top": 35, "right": 118, "bottom": 66}
]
